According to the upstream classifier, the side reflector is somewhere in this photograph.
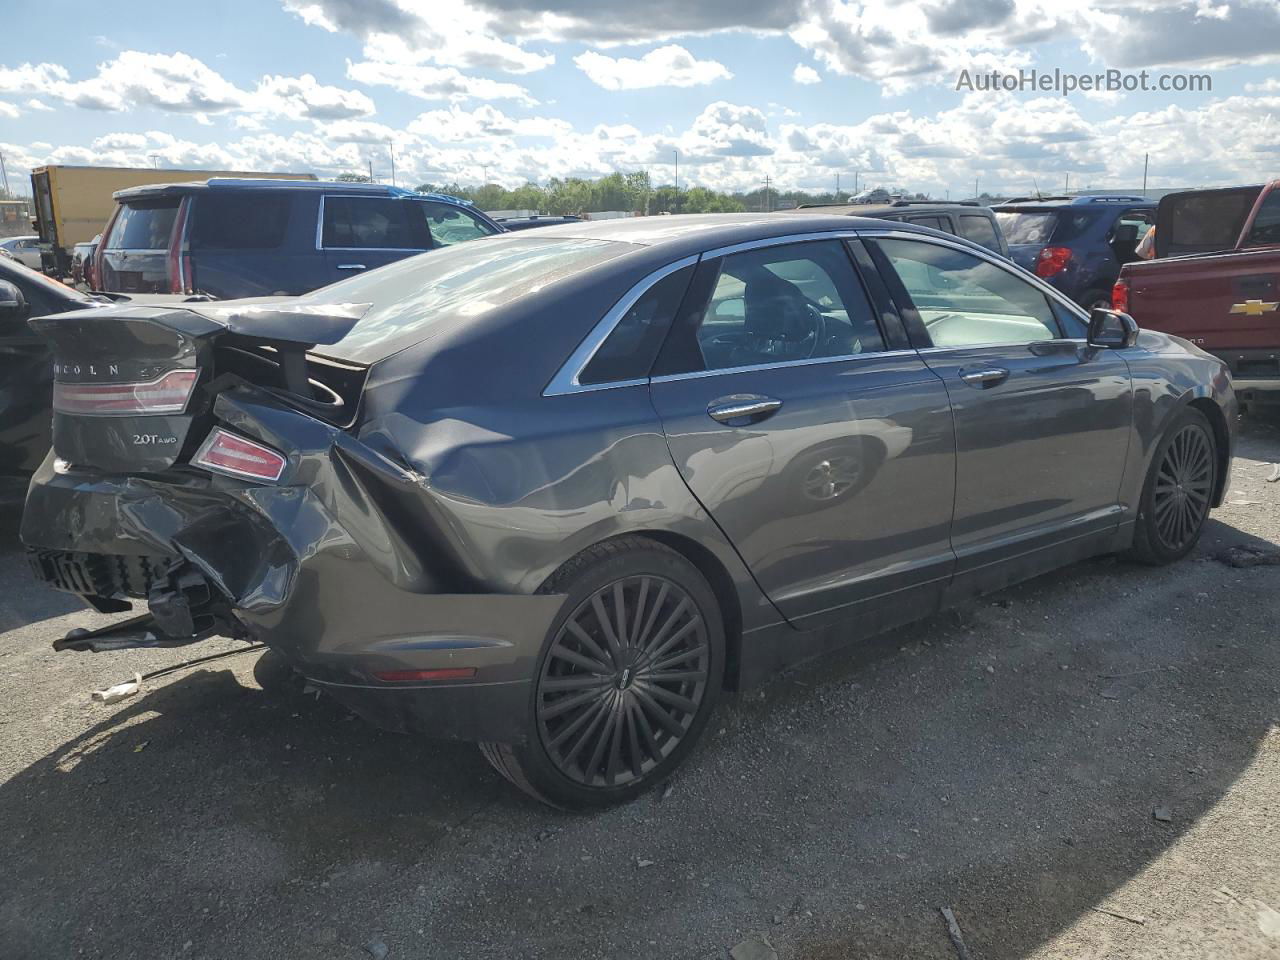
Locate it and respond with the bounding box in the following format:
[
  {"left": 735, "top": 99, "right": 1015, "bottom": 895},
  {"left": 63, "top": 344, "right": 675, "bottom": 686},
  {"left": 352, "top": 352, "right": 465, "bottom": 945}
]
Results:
[
  {"left": 373, "top": 668, "right": 477, "bottom": 683},
  {"left": 53, "top": 368, "right": 199, "bottom": 415},
  {"left": 192, "top": 428, "right": 287, "bottom": 482}
]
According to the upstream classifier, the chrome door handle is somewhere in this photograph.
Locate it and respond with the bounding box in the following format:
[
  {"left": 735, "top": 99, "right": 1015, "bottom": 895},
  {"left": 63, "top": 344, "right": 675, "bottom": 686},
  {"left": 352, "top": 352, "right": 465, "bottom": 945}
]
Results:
[
  {"left": 959, "top": 366, "right": 1009, "bottom": 387},
  {"left": 336, "top": 263, "right": 366, "bottom": 271},
  {"left": 707, "top": 397, "right": 783, "bottom": 424}
]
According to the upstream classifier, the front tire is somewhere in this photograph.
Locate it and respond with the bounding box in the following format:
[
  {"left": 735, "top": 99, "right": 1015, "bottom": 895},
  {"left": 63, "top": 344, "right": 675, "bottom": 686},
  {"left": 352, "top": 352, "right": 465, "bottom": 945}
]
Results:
[
  {"left": 1129, "top": 406, "right": 1217, "bottom": 565},
  {"left": 481, "top": 537, "right": 724, "bottom": 809}
]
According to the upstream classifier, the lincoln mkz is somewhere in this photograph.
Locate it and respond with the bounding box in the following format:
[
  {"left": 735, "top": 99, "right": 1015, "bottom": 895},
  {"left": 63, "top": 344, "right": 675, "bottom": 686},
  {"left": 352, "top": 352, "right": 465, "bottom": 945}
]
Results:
[{"left": 17, "top": 214, "right": 1235, "bottom": 808}]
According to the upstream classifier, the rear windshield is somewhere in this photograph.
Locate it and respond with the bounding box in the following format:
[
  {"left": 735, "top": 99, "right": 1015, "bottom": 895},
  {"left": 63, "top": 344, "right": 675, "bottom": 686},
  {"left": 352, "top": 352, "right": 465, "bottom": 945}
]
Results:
[
  {"left": 104, "top": 200, "right": 179, "bottom": 250},
  {"left": 191, "top": 193, "right": 291, "bottom": 250},
  {"left": 996, "top": 209, "right": 1098, "bottom": 246},
  {"left": 1160, "top": 187, "right": 1263, "bottom": 256},
  {"left": 308, "top": 236, "right": 634, "bottom": 361}
]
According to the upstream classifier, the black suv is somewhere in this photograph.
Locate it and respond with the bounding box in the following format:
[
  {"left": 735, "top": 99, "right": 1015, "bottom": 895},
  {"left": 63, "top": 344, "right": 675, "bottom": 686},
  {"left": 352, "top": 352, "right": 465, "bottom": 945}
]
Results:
[
  {"left": 784, "top": 200, "right": 1009, "bottom": 257},
  {"left": 96, "top": 180, "right": 504, "bottom": 300}
]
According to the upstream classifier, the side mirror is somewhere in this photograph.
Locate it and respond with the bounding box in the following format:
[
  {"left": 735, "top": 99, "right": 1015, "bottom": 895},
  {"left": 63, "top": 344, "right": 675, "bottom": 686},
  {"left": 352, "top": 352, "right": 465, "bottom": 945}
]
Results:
[
  {"left": 0, "top": 279, "right": 26, "bottom": 323},
  {"left": 1088, "top": 307, "right": 1139, "bottom": 349}
]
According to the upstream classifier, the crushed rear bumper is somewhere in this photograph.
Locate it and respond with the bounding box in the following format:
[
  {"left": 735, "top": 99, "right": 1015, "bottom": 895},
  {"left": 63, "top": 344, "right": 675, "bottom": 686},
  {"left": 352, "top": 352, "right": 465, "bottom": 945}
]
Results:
[{"left": 20, "top": 455, "right": 560, "bottom": 743}]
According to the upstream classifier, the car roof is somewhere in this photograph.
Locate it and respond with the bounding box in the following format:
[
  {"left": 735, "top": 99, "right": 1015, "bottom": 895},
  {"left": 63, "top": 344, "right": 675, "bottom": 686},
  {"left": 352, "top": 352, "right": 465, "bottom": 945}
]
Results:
[
  {"left": 784, "top": 202, "right": 988, "bottom": 217},
  {"left": 501, "top": 212, "right": 949, "bottom": 258},
  {"left": 994, "top": 195, "right": 1153, "bottom": 208},
  {"left": 112, "top": 178, "right": 474, "bottom": 207}
]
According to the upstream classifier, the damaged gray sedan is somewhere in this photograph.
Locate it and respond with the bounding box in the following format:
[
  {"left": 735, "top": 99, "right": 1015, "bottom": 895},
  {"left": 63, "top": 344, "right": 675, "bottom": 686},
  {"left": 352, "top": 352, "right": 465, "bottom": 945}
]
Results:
[{"left": 21, "top": 215, "right": 1235, "bottom": 808}]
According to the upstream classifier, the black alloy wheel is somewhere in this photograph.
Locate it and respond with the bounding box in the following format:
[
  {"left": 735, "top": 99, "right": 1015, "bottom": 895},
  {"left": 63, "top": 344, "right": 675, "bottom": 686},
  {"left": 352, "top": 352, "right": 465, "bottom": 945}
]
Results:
[
  {"left": 480, "top": 537, "right": 723, "bottom": 809},
  {"left": 1151, "top": 421, "right": 1214, "bottom": 552},
  {"left": 537, "top": 575, "right": 710, "bottom": 788},
  {"left": 1131, "top": 407, "right": 1217, "bottom": 564}
]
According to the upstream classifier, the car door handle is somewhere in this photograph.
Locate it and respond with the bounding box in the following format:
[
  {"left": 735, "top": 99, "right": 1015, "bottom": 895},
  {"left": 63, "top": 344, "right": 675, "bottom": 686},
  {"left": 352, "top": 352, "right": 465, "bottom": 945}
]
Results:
[
  {"left": 959, "top": 366, "right": 1010, "bottom": 388},
  {"left": 707, "top": 396, "right": 783, "bottom": 424},
  {"left": 336, "top": 263, "right": 366, "bottom": 271}
]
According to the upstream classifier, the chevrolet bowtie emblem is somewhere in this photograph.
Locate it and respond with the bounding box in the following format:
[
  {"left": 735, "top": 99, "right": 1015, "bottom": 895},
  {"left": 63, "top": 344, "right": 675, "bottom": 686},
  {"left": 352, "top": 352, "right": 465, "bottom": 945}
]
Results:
[{"left": 1229, "top": 299, "right": 1279, "bottom": 316}]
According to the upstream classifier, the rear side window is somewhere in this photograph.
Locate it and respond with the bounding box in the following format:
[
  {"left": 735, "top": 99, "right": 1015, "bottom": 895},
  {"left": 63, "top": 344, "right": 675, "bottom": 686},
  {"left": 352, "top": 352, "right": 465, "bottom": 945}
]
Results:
[
  {"left": 1246, "top": 190, "right": 1280, "bottom": 245},
  {"left": 906, "top": 216, "right": 945, "bottom": 231},
  {"left": 322, "top": 196, "right": 429, "bottom": 249},
  {"left": 579, "top": 265, "right": 693, "bottom": 385},
  {"left": 191, "top": 193, "right": 290, "bottom": 250},
  {"left": 995, "top": 211, "right": 1056, "bottom": 245},
  {"left": 1161, "top": 187, "right": 1262, "bottom": 256},
  {"left": 104, "top": 201, "right": 179, "bottom": 250},
  {"left": 959, "top": 214, "right": 1001, "bottom": 252}
]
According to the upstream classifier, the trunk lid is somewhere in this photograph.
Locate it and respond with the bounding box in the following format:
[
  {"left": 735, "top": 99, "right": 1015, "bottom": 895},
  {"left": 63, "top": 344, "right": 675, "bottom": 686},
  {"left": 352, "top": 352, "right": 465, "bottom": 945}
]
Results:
[{"left": 29, "top": 299, "right": 371, "bottom": 474}]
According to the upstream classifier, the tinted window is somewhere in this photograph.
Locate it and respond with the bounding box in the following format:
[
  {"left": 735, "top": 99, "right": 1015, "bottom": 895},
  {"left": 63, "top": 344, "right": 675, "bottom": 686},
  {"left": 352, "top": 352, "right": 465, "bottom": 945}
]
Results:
[
  {"left": 996, "top": 210, "right": 1056, "bottom": 245},
  {"left": 191, "top": 193, "right": 291, "bottom": 250},
  {"left": 876, "top": 238, "right": 1059, "bottom": 347},
  {"left": 579, "top": 266, "right": 693, "bottom": 385},
  {"left": 906, "top": 216, "right": 945, "bottom": 231},
  {"left": 420, "top": 201, "right": 496, "bottom": 246},
  {"left": 322, "top": 196, "right": 429, "bottom": 249},
  {"left": 689, "top": 240, "right": 885, "bottom": 372},
  {"left": 1163, "top": 187, "right": 1260, "bottom": 254},
  {"left": 1247, "top": 190, "right": 1280, "bottom": 245},
  {"left": 959, "top": 214, "right": 1001, "bottom": 252},
  {"left": 307, "top": 236, "right": 631, "bottom": 360},
  {"left": 104, "top": 201, "right": 179, "bottom": 250}
]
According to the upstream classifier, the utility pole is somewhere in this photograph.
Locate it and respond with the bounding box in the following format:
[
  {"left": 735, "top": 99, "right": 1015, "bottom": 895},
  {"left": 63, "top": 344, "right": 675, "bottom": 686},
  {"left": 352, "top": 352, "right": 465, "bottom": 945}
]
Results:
[
  {"left": 389, "top": 142, "right": 396, "bottom": 187},
  {"left": 1065, "top": 172, "right": 1070, "bottom": 194},
  {"left": 149, "top": 154, "right": 161, "bottom": 169},
  {"left": 368, "top": 158, "right": 374, "bottom": 183},
  {"left": 0, "top": 150, "right": 9, "bottom": 196},
  {"left": 673, "top": 149, "right": 679, "bottom": 214},
  {"left": 482, "top": 164, "right": 489, "bottom": 185},
  {"left": 974, "top": 176, "right": 979, "bottom": 200},
  {"left": 835, "top": 172, "right": 840, "bottom": 201},
  {"left": 763, "top": 175, "right": 772, "bottom": 212},
  {"left": 1142, "top": 153, "right": 1149, "bottom": 197}
]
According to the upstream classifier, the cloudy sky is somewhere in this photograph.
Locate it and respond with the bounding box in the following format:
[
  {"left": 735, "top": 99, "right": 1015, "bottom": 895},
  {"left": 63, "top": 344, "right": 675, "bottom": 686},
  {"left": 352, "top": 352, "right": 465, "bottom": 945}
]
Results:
[{"left": 1, "top": 0, "right": 1278, "bottom": 197}]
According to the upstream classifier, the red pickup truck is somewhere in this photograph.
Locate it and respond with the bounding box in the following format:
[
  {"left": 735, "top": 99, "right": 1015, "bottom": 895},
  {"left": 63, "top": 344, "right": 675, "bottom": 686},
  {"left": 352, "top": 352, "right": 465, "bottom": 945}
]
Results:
[{"left": 1115, "top": 181, "right": 1280, "bottom": 409}]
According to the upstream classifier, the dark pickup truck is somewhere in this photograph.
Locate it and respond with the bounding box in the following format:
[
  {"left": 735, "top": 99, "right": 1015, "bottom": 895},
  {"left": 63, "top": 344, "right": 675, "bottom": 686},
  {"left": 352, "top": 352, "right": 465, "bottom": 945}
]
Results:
[{"left": 1115, "top": 181, "right": 1280, "bottom": 408}]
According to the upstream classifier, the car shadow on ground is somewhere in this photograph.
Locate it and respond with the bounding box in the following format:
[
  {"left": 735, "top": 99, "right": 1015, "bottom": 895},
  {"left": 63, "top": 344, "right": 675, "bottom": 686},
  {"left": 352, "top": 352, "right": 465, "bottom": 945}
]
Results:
[{"left": 0, "top": 517, "right": 1277, "bottom": 959}]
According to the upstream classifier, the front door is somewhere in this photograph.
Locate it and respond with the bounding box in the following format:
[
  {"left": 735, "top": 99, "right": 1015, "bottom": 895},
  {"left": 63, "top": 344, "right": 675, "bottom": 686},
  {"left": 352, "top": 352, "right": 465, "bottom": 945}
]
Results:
[
  {"left": 867, "top": 234, "right": 1132, "bottom": 598},
  {"left": 648, "top": 238, "right": 957, "bottom": 630}
]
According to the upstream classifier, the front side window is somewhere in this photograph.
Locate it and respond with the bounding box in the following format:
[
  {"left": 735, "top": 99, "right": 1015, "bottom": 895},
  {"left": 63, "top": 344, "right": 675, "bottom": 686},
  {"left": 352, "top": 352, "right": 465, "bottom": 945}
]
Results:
[
  {"left": 876, "top": 238, "right": 1059, "bottom": 347},
  {"left": 959, "top": 214, "right": 1001, "bottom": 252},
  {"left": 322, "top": 196, "right": 429, "bottom": 249},
  {"left": 420, "top": 201, "right": 497, "bottom": 246},
  {"left": 1247, "top": 190, "right": 1280, "bottom": 245},
  {"left": 104, "top": 201, "right": 180, "bottom": 250},
  {"left": 688, "top": 240, "right": 885, "bottom": 372}
]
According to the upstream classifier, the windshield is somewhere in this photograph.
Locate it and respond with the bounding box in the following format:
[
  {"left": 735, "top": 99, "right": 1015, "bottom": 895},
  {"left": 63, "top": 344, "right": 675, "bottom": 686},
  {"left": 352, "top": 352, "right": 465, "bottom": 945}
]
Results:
[{"left": 306, "top": 235, "right": 634, "bottom": 361}]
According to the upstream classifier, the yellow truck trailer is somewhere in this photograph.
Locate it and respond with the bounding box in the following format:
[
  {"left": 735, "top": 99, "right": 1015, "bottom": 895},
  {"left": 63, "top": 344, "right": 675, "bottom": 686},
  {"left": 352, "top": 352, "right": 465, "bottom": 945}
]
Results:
[{"left": 30, "top": 165, "right": 316, "bottom": 274}]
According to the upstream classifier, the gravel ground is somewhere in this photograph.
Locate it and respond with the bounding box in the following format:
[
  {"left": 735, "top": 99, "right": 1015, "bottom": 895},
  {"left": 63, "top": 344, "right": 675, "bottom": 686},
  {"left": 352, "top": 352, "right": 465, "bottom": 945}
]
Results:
[{"left": 1, "top": 417, "right": 1278, "bottom": 960}]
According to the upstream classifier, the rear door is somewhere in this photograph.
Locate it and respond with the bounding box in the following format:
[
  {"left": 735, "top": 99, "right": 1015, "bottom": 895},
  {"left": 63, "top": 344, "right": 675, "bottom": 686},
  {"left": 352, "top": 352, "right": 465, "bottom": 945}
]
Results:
[
  {"left": 99, "top": 197, "right": 182, "bottom": 294},
  {"left": 866, "top": 232, "right": 1132, "bottom": 599},
  {"left": 186, "top": 190, "right": 315, "bottom": 298},
  {"left": 318, "top": 195, "right": 430, "bottom": 285},
  {"left": 649, "top": 237, "right": 957, "bottom": 630}
]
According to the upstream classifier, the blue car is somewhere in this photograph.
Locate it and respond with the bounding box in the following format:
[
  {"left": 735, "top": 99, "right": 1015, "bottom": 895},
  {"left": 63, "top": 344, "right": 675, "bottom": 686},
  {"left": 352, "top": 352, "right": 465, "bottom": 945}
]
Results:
[
  {"left": 96, "top": 179, "right": 504, "bottom": 300},
  {"left": 994, "top": 196, "right": 1156, "bottom": 309}
]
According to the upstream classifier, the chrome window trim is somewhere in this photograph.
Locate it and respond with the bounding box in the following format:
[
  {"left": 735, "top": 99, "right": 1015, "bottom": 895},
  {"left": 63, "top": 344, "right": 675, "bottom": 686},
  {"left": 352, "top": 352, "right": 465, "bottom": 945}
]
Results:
[
  {"left": 700, "top": 230, "right": 860, "bottom": 261},
  {"left": 315, "top": 193, "right": 433, "bottom": 253},
  {"left": 857, "top": 226, "right": 1092, "bottom": 326},
  {"left": 542, "top": 254, "right": 699, "bottom": 397},
  {"left": 649, "top": 348, "right": 923, "bottom": 384}
]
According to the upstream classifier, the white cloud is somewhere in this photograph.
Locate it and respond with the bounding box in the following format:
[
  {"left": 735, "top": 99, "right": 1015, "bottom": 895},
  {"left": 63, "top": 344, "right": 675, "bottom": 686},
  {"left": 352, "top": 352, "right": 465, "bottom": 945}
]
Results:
[
  {"left": 0, "top": 52, "right": 374, "bottom": 121},
  {"left": 0, "top": 101, "right": 18, "bottom": 118},
  {"left": 792, "top": 64, "right": 821, "bottom": 84},
  {"left": 407, "top": 105, "right": 572, "bottom": 141},
  {"left": 1245, "top": 77, "right": 1280, "bottom": 93},
  {"left": 25, "top": 98, "right": 52, "bottom": 111},
  {"left": 346, "top": 59, "right": 537, "bottom": 104},
  {"left": 574, "top": 45, "right": 733, "bottom": 90}
]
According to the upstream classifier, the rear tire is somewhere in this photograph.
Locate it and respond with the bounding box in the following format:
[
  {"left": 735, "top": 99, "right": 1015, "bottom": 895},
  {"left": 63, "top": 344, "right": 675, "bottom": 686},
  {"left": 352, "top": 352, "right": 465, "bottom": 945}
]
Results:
[
  {"left": 1129, "top": 406, "right": 1216, "bottom": 565},
  {"left": 481, "top": 537, "right": 724, "bottom": 810}
]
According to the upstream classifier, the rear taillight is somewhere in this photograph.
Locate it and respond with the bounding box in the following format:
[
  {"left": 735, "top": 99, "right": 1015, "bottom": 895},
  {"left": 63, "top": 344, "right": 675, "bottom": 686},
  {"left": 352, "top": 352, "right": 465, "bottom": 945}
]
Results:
[
  {"left": 193, "top": 428, "right": 287, "bottom": 482},
  {"left": 1035, "top": 246, "right": 1073, "bottom": 278},
  {"left": 53, "top": 369, "right": 199, "bottom": 415},
  {"left": 1112, "top": 278, "right": 1130, "bottom": 313}
]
